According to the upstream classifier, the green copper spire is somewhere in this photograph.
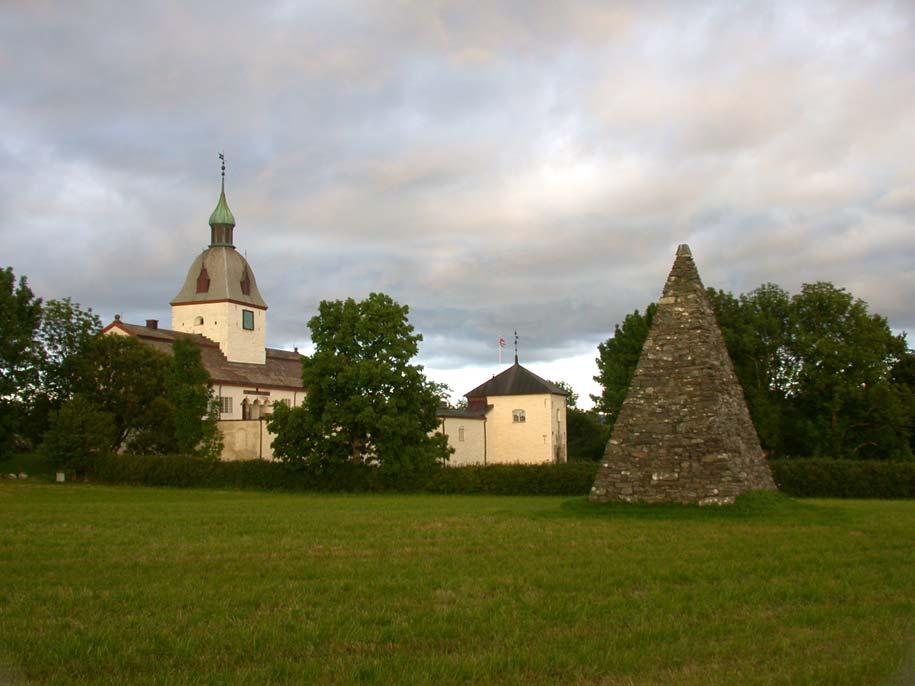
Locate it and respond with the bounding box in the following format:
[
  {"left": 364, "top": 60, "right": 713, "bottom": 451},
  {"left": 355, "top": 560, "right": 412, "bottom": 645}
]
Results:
[{"left": 209, "top": 153, "right": 236, "bottom": 247}]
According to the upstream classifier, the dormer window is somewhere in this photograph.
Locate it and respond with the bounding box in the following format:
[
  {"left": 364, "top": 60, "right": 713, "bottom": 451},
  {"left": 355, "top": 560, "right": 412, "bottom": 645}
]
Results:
[
  {"left": 512, "top": 409, "right": 526, "bottom": 423},
  {"left": 242, "top": 309, "right": 254, "bottom": 330},
  {"left": 240, "top": 267, "right": 251, "bottom": 296},
  {"left": 196, "top": 266, "right": 210, "bottom": 293}
]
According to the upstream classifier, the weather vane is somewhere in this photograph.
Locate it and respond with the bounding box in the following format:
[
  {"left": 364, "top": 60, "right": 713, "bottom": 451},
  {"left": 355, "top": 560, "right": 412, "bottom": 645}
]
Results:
[
  {"left": 218, "top": 151, "right": 226, "bottom": 180},
  {"left": 514, "top": 330, "right": 519, "bottom": 363}
]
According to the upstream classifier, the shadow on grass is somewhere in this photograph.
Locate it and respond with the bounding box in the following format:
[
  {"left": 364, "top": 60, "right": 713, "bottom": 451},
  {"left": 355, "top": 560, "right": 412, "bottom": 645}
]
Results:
[{"left": 546, "top": 490, "right": 847, "bottom": 525}]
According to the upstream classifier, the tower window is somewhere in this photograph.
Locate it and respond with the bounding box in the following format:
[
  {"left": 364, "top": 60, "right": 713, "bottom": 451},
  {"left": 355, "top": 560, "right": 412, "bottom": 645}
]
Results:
[
  {"left": 458, "top": 427, "right": 465, "bottom": 442},
  {"left": 512, "top": 409, "right": 526, "bottom": 423},
  {"left": 242, "top": 309, "right": 254, "bottom": 330},
  {"left": 194, "top": 316, "right": 204, "bottom": 326},
  {"left": 196, "top": 267, "right": 210, "bottom": 293}
]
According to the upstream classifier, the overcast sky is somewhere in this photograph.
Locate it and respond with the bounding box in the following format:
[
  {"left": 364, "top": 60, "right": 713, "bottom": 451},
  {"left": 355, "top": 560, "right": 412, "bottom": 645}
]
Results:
[{"left": 2, "top": 1, "right": 914, "bottom": 407}]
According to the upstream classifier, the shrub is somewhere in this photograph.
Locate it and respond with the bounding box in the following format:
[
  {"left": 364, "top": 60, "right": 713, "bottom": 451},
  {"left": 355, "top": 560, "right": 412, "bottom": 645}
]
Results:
[
  {"left": 89, "top": 455, "right": 915, "bottom": 499},
  {"left": 42, "top": 396, "right": 115, "bottom": 472},
  {"left": 770, "top": 459, "right": 915, "bottom": 499},
  {"left": 91, "top": 455, "right": 599, "bottom": 495}
]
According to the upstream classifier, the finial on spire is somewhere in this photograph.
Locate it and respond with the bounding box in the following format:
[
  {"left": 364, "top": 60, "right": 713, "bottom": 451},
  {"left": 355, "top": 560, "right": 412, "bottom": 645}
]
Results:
[
  {"left": 514, "top": 330, "right": 519, "bottom": 364},
  {"left": 209, "top": 152, "right": 236, "bottom": 246}
]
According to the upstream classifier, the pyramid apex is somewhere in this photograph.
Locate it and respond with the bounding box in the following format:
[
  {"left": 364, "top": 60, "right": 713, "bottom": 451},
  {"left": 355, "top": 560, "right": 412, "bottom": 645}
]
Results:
[{"left": 677, "top": 243, "right": 692, "bottom": 256}]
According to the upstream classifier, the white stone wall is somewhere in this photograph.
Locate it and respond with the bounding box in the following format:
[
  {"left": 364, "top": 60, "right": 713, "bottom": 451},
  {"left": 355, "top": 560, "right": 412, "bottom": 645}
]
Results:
[
  {"left": 172, "top": 301, "right": 266, "bottom": 364},
  {"left": 438, "top": 417, "right": 486, "bottom": 465},
  {"left": 218, "top": 419, "right": 275, "bottom": 460},
  {"left": 211, "top": 384, "right": 303, "bottom": 421}
]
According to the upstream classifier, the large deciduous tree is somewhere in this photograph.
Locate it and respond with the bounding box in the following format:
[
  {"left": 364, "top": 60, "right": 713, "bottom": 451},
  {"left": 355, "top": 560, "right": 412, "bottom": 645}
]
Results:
[
  {"left": 592, "top": 281, "right": 912, "bottom": 459},
  {"left": 0, "top": 268, "right": 42, "bottom": 458},
  {"left": 23, "top": 298, "right": 102, "bottom": 444},
  {"left": 166, "top": 338, "right": 221, "bottom": 457},
  {"left": 72, "top": 335, "right": 172, "bottom": 451},
  {"left": 268, "top": 292, "right": 450, "bottom": 471}
]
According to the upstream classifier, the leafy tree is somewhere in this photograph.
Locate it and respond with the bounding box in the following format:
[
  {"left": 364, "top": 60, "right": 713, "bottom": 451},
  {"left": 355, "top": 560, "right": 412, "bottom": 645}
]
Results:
[
  {"left": 548, "top": 380, "right": 578, "bottom": 408},
  {"left": 567, "top": 408, "right": 609, "bottom": 461},
  {"left": 784, "top": 282, "right": 909, "bottom": 458},
  {"left": 707, "top": 284, "right": 791, "bottom": 454},
  {"left": 23, "top": 298, "right": 102, "bottom": 443},
  {"left": 591, "top": 303, "right": 656, "bottom": 429},
  {"left": 0, "top": 268, "right": 42, "bottom": 458},
  {"left": 269, "top": 292, "right": 450, "bottom": 471},
  {"left": 166, "top": 338, "right": 221, "bottom": 457},
  {"left": 71, "top": 335, "right": 172, "bottom": 451},
  {"left": 41, "top": 396, "right": 116, "bottom": 472}
]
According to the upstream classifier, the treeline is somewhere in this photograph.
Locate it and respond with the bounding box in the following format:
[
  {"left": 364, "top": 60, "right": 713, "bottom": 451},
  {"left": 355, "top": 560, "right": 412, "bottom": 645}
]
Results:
[
  {"left": 0, "top": 268, "right": 220, "bottom": 467},
  {"left": 589, "top": 281, "right": 914, "bottom": 460}
]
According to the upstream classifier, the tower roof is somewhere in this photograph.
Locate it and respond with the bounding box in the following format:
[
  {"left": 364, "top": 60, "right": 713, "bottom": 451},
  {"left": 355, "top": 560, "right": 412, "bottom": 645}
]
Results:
[
  {"left": 171, "top": 247, "right": 267, "bottom": 309},
  {"left": 465, "top": 360, "right": 567, "bottom": 398},
  {"left": 208, "top": 182, "right": 236, "bottom": 228}
]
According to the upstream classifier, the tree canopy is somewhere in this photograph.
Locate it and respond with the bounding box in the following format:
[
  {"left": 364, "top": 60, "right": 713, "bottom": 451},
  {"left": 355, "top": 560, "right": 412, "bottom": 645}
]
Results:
[
  {"left": 0, "top": 268, "right": 42, "bottom": 458},
  {"left": 268, "top": 292, "right": 450, "bottom": 471},
  {"left": 592, "top": 281, "right": 912, "bottom": 459}
]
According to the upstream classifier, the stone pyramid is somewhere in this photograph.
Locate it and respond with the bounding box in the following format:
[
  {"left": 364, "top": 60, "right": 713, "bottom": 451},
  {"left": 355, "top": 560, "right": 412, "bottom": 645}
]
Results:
[{"left": 590, "top": 245, "right": 776, "bottom": 505}]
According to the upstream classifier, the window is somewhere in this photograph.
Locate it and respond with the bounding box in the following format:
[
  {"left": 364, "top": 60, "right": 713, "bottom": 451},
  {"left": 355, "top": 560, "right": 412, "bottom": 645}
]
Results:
[
  {"left": 242, "top": 309, "right": 254, "bottom": 330},
  {"left": 512, "top": 409, "right": 526, "bottom": 423},
  {"left": 219, "top": 397, "right": 232, "bottom": 415},
  {"left": 194, "top": 316, "right": 204, "bottom": 326},
  {"left": 458, "top": 427, "right": 465, "bottom": 442},
  {"left": 557, "top": 408, "right": 561, "bottom": 422}
]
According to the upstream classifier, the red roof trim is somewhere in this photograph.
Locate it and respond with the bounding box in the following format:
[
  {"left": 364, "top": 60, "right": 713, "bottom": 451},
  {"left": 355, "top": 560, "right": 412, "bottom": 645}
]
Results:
[{"left": 171, "top": 298, "right": 268, "bottom": 311}]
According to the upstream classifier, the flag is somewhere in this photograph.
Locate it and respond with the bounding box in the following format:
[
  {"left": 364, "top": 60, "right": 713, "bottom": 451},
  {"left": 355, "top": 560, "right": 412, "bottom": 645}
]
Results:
[{"left": 498, "top": 337, "right": 506, "bottom": 348}]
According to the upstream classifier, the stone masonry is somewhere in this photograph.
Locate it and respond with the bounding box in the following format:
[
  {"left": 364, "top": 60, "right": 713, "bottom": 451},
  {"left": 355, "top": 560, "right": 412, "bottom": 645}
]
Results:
[{"left": 590, "top": 245, "right": 776, "bottom": 505}]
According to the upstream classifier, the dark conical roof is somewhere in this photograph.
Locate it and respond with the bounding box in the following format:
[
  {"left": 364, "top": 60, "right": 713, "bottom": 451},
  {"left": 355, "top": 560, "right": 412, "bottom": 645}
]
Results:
[
  {"left": 590, "top": 244, "right": 776, "bottom": 505},
  {"left": 465, "top": 360, "right": 567, "bottom": 398}
]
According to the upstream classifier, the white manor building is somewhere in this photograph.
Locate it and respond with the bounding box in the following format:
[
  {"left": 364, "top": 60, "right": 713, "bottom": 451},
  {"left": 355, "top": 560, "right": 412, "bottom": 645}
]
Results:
[
  {"left": 102, "top": 172, "right": 305, "bottom": 460},
  {"left": 102, "top": 170, "right": 567, "bottom": 465},
  {"left": 436, "top": 357, "right": 568, "bottom": 466}
]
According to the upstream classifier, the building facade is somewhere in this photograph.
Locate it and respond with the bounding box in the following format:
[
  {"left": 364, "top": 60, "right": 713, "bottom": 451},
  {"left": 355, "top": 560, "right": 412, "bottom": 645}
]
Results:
[
  {"left": 437, "top": 358, "right": 568, "bottom": 466},
  {"left": 101, "top": 172, "right": 305, "bottom": 460}
]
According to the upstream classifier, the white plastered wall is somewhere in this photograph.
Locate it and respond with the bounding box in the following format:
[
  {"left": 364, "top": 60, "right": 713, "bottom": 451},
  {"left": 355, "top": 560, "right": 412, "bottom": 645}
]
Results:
[
  {"left": 485, "top": 394, "right": 557, "bottom": 464},
  {"left": 172, "top": 301, "right": 266, "bottom": 364},
  {"left": 438, "top": 417, "right": 486, "bottom": 466}
]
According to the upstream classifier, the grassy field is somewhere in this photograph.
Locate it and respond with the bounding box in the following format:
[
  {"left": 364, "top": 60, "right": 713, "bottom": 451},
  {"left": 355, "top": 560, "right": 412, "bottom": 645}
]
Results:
[{"left": 0, "top": 484, "right": 913, "bottom": 685}]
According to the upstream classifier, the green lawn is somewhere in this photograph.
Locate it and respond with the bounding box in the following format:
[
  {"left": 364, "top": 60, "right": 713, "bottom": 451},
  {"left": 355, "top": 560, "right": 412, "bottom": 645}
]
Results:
[{"left": 0, "top": 485, "right": 913, "bottom": 685}]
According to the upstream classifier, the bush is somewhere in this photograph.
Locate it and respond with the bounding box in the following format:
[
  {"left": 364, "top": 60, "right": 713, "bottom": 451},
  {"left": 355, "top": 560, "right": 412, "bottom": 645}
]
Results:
[
  {"left": 89, "top": 455, "right": 915, "bottom": 499},
  {"left": 770, "top": 459, "right": 915, "bottom": 498},
  {"left": 91, "top": 455, "right": 600, "bottom": 495},
  {"left": 42, "top": 396, "right": 116, "bottom": 472}
]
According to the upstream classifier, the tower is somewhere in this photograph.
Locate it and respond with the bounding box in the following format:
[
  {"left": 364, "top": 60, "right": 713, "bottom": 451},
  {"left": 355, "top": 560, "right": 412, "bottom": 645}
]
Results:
[
  {"left": 590, "top": 245, "right": 776, "bottom": 505},
  {"left": 171, "top": 159, "right": 267, "bottom": 364}
]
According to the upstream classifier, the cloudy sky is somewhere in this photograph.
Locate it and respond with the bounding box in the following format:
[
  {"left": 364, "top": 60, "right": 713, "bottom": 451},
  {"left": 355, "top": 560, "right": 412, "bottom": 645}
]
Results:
[{"left": 2, "top": 1, "right": 914, "bottom": 407}]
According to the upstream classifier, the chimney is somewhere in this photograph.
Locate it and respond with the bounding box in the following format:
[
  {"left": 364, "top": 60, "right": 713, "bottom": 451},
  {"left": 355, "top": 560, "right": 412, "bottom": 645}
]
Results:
[{"left": 146, "top": 319, "right": 158, "bottom": 330}]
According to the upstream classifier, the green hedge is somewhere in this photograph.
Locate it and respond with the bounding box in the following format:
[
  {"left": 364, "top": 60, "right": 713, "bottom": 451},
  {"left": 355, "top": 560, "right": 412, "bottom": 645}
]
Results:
[
  {"left": 92, "top": 454, "right": 600, "bottom": 496},
  {"left": 770, "top": 459, "right": 915, "bottom": 499},
  {"left": 89, "top": 454, "right": 915, "bottom": 499}
]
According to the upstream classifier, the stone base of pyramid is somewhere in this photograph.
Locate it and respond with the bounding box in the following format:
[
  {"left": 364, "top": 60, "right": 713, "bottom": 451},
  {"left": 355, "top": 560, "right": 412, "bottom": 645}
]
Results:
[{"left": 590, "top": 244, "right": 776, "bottom": 505}]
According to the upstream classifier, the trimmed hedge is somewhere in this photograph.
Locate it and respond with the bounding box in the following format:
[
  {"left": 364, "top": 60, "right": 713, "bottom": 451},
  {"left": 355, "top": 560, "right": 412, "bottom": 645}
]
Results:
[
  {"left": 89, "top": 454, "right": 915, "bottom": 499},
  {"left": 770, "top": 459, "right": 915, "bottom": 499},
  {"left": 92, "top": 454, "right": 600, "bottom": 496}
]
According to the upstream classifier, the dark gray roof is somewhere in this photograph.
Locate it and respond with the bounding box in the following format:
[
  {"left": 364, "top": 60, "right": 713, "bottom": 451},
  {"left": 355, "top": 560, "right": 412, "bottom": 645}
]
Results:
[
  {"left": 102, "top": 321, "right": 304, "bottom": 390},
  {"left": 464, "top": 361, "right": 568, "bottom": 398},
  {"left": 171, "top": 246, "right": 267, "bottom": 309},
  {"left": 436, "top": 405, "right": 490, "bottom": 419}
]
